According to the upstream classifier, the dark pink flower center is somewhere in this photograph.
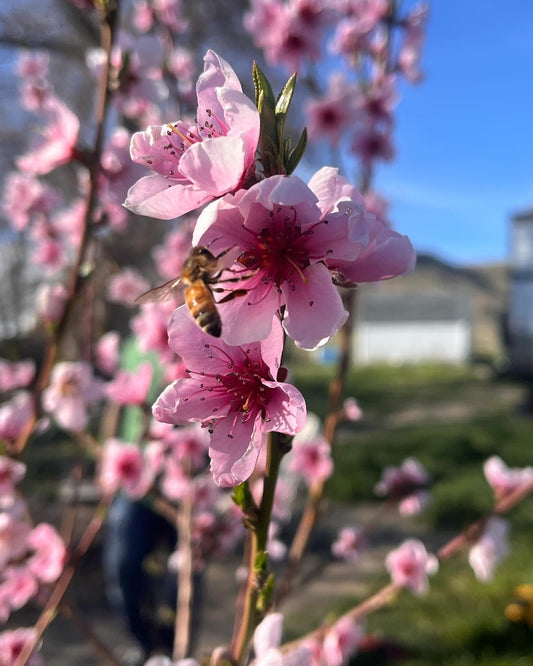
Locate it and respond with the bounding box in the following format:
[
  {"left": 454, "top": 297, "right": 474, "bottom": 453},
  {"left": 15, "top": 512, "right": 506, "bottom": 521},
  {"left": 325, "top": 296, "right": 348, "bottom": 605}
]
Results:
[{"left": 237, "top": 206, "right": 325, "bottom": 289}]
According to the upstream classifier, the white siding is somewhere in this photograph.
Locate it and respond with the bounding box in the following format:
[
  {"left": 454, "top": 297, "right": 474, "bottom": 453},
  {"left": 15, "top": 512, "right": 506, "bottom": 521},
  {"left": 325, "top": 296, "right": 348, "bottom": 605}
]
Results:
[{"left": 355, "top": 321, "right": 471, "bottom": 364}]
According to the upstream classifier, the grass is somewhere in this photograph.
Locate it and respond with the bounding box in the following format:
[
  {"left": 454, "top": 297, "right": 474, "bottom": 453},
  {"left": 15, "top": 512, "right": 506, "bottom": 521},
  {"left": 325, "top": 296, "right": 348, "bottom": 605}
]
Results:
[{"left": 290, "top": 362, "right": 533, "bottom": 665}]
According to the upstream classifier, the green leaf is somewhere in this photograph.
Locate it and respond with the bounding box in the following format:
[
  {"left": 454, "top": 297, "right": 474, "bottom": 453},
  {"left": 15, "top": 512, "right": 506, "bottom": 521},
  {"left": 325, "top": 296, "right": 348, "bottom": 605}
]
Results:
[
  {"left": 254, "top": 550, "right": 268, "bottom": 572},
  {"left": 285, "top": 127, "right": 308, "bottom": 175}
]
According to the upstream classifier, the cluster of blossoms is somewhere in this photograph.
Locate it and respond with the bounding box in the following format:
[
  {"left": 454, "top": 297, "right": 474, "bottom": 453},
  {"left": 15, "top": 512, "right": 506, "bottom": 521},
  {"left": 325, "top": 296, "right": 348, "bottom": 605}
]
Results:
[
  {"left": 124, "top": 50, "right": 415, "bottom": 487},
  {"left": 0, "top": 456, "right": 66, "bottom": 659}
]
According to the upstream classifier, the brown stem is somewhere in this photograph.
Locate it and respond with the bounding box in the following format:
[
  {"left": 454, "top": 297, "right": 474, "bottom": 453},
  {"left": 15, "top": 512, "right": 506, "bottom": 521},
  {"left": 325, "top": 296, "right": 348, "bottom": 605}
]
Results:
[
  {"left": 277, "top": 289, "right": 357, "bottom": 603},
  {"left": 173, "top": 493, "right": 194, "bottom": 660},
  {"left": 14, "top": 499, "right": 111, "bottom": 666}
]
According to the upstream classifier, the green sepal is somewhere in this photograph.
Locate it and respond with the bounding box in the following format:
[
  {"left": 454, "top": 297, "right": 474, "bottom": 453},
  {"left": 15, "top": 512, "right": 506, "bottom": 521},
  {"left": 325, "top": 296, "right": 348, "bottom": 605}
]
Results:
[
  {"left": 257, "top": 573, "right": 275, "bottom": 613},
  {"left": 254, "top": 549, "right": 268, "bottom": 573},
  {"left": 285, "top": 127, "right": 308, "bottom": 175},
  {"left": 232, "top": 481, "right": 259, "bottom": 521}
]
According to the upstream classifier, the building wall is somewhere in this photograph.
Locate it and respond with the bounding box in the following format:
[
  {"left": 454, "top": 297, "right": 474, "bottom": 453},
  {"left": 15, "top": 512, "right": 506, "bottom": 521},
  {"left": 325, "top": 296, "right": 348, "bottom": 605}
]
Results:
[{"left": 354, "top": 320, "right": 471, "bottom": 365}]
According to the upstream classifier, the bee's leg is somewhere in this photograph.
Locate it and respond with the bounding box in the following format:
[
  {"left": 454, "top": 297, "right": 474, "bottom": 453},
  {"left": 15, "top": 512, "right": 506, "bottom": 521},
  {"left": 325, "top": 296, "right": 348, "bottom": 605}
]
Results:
[{"left": 216, "top": 289, "right": 248, "bottom": 304}]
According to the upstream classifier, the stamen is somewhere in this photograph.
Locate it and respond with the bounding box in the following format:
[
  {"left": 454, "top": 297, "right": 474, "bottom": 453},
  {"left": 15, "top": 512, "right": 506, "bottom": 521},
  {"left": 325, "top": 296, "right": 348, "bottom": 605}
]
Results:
[{"left": 167, "top": 123, "right": 194, "bottom": 146}]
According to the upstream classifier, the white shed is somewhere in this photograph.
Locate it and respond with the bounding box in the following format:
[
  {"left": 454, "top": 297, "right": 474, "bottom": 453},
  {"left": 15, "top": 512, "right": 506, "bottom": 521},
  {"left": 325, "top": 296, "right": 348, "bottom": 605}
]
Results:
[{"left": 354, "top": 290, "right": 472, "bottom": 365}]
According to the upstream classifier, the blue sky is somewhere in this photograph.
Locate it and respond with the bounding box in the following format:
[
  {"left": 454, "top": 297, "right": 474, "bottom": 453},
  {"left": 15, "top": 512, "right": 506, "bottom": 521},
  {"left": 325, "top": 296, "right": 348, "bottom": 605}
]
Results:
[{"left": 374, "top": 1, "right": 533, "bottom": 266}]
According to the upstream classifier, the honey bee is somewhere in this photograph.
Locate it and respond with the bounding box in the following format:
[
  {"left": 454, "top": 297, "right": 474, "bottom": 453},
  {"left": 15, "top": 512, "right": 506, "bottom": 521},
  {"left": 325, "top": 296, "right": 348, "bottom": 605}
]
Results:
[{"left": 135, "top": 246, "right": 248, "bottom": 337}]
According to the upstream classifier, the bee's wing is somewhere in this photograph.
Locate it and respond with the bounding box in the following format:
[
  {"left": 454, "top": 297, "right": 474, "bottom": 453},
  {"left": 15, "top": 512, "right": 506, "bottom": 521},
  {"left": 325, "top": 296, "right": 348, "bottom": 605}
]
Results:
[{"left": 135, "top": 277, "right": 183, "bottom": 304}]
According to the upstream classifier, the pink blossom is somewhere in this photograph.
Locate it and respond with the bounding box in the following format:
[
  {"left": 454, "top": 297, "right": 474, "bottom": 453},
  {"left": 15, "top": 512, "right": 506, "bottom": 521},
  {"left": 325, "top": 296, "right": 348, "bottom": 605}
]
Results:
[
  {"left": 322, "top": 616, "right": 364, "bottom": 666},
  {"left": 0, "top": 566, "right": 38, "bottom": 613},
  {"left": 398, "top": 3, "right": 428, "bottom": 83},
  {"left": 152, "top": 225, "right": 192, "bottom": 280},
  {"left": 288, "top": 434, "right": 333, "bottom": 485},
  {"left": 330, "top": 17, "right": 373, "bottom": 60},
  {"left": 193, "top": 167, "right": 414, "bottom": 349},
  {"left": 124, "top": 50, "right": 260, "bottom": 220},
  {"left": 131, "top": 301, "right": 176, "bottom": 362},
  {"left": 167, "top": 47, "right": 196, "bottom": 101},
  {"left": 305, "top": 73, "right": 358, "bottom": 145},
  {"left": 0, "top": 457, "right": 26, "bottom": 497},
  {"left": 483, "top": 456, "right": 533, "bottom": 500},
  {"left": 164, "top": 423, "right": 210, "bottom": 471},
  {"left": 16, "top": 96, "right": 79, "bottom": 176},
  {"left": 374, "top": 458, "right": 430, "bottom": 515},
  {"left": 97, "top": 127, "right": 144, "bottom": 232},
  {"left": 342, "top": 397, "right": 363, "bottom": 421},
  {"left": 0, "top": 359, "right": 35, "bottom": 393},
  {"left": 133, "top": 0, "right": 154, "bottom": 32},
  {"left": 0, "top": 501, "right": 31, "bottom": 570},
  {"left": 95, "top": 331, "right": 120, "bottom": 375},
  {"left": 152, "top": 0, "right": 189, "bottom": 33},
  {"left": 160, "top": 458, "right": 192, "bottom": 501},
  {"left": 385, "top": 538, "right": 438, "bottom": 595},
  {"left": 107, "top": 32, "right": 167, "bottom": 125},
  {"left": 1, "top": 173, "right": 58, "bottom": 231},
  {"left": 252, "top": 612, "right": 311, "bottom": 666},
  {"left": 42, "top": 362, "right": 103, "bottom": 431},
  {"left": 350, "top": 120, "right": 394, "bottom": 169},
  {"left": 26, "top": 523, "right": 66, "bottom": 583},
  {"left": 99, "top": 439, "right": 154, "bottom": 499},
  {"left": 0, "top": 628, "right": 42, "bottom": 666},
  {"left": 36, "top": 282, "right": 67, "bottom": 324},
  {"left": 107, "top": 268, "right": 150, "bottom": 305},
  {"left": 331, "top": 526, "right": 365, "bottom": 563},
  {"left": 17, "top": 51, "right": 49, "bottom": 80},
  {"left": 105, "top": 362, "right": 153, "bottom": 406},
  {"left": 468, "top": 517, "right": 510, "bottom": 582},
  {"left": 363, "top": 190, "right": 390, "bottom": 227},
  {"left": 153, "top": 309, "right": 306, "bottom": 487},
  {"left": 0, "top": 392, "right": 34, "bottom": 445}
]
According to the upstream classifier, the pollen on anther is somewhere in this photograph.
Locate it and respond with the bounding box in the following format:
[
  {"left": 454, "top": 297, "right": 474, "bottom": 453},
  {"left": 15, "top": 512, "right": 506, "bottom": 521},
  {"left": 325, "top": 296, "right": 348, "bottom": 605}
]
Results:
[{"left": 309, "top": 300, "right": 314, "bottom": 307}]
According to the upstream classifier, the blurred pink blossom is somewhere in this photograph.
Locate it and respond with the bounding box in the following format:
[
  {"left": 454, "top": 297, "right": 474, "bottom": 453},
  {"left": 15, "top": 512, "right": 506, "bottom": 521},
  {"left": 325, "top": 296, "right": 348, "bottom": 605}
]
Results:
[
  {"left": 305, "top": 73, "right": 357, "bottom": 145},
  {"left": 42, "top": 362, "right": 103, "bottom": 431},
  {"left": 0, "top": 499, "right": 31, "bottom": 570},
  {"left": 95, "top": 331, "right": 120, "bottom": 375},
  {"left": 322, "top": 616, "right": 364, "bottom": 666},
  {"left": 0, "top": 360, "right": 35, "bottom": 393},
  {"left": 0, "top": 628, "right": 43, "bottom": 666},
  {"left": 468, "top": 517, "right": 510, "bottom": 582},
  {"left": 342, "top": 397, "right": 363, "bottom": 421},
  {"left": 1, "top": 173, "right": 58, "bottom": 231},
  {"left": 331, "top": 526, "right": 365, "bottom": 563},
  {"left": 252, "top": 612, "right": 311, "bottom": 666},
  {"left": 152, "top": 225, "right": 192, "bottom": 280},
  {"left": 99, "top": 439, "right": 154, "bottom": 499},
  {"left": 483, "top": 456, "right": 533, "bottom": 500},
  {"left": 26, "top": 523, "right": 66, "bottom": 583},
  {"left": 107, "top": 268, "right": 150, "bottom": 305},
  {"left": 16, "top": 97, "right": 80, "bottom": 176},
  {"left": 36, "top": 282, "right": 68, "bottom": 324},
  {"left": 288, "top": 433, "right": 333, "bottom": 486},
  {"left": 0, "top": 457, "right": 26, "bottom": 497},
  {"left": 0, "top": 392, "right": 34, "bottom": 445},
  {"left": 398, "top": 3, "right": 428, "bottom": 82},
  {"left": 131, "top": 301, "right": 176, "bottom": 362},
  {"left": 0, "top": 565, "right": 38, "bottom": 615},
  {"left": 105, "top": 362, "right": 153, "bottom": 406},
  {"left": 385, "top": 538, "right": 438, "bottom": 595},
  {"left": 374, "top": 457, "right": 430, "bottom": 515}
]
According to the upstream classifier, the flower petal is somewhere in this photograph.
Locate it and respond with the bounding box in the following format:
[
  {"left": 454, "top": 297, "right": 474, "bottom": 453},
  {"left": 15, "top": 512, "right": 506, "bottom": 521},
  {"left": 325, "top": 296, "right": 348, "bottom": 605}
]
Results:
[
  {"left": 209, "top": 415, "right": 262, "bottom": 487},
  {"left": 124, "top": 174, "right": 211, "bottom": 219},
  {"left": 282, "top": 263, "right": 348, "bottom": 350},
  {"left": 179, "top": 135, "right": 246, "bottom": 196}
]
